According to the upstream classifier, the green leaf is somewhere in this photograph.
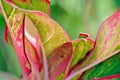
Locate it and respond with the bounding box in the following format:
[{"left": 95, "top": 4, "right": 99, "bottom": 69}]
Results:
[
  {"left": 70, "top": 37, "right": 94, "bottom": 68},
  {"left": 66, "top": 11, "right": 120, "bottom": 80},
  {"left": 0, "top": 13, "right": 6, "bottom": 29},
  {"left": 81, "top": 53, "right": 120, "bottom": 80},
  {"left": 0, "top": 72, "right": 20, "bottom": 80},
  {"left": 65, "top": 37, "right": 94, "bottom": 80}
]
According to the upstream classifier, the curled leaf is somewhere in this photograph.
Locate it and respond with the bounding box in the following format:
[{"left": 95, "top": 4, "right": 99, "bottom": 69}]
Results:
[{"left": 24, "top": 15, "right": 49, "bottom": 80}]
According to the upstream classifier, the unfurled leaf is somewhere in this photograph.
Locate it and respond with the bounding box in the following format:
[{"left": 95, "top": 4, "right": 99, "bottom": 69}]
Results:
[
  {"left": 81, "top": 53, "right": 120, "bottom": 80},
  {"left": 48, "top": 42, "right": 73, "bottom": 80},
  {"left": 6, "top": 0, "right": 50, "bottom": 15},
  {"left": 66, "top": 11, "right": 120, "bottom": 80},
  {"left": 0, "top": 72, "right": 20, "bottom": 80}
]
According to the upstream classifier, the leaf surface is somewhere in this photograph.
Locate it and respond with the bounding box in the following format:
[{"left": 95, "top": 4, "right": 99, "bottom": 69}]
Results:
[
  {"left": 81, "top": 53, "right": 120, "bottom": 80},
  {"left": 6, "top": 0, "right": 50, "bottom": 15},
  {"left": 93, "top": 74, "right": 120, "bottom": 80},
  {"left": 27, "top": 11, "right": 70, "bottom": 58},
  {"left": 48, "top": 42, "right": 73, "bottom": 80},
  {"left": 64, "top": 37, "right": 94, "bottom": 80},
  {"left": 70, "top": 37, "right": 94, "bottom": 68}
]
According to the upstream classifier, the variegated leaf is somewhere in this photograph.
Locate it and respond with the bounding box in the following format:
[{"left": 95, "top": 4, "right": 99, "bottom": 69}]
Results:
[{"left": 67, "top": 11, "right": 120, "bottom": 80}]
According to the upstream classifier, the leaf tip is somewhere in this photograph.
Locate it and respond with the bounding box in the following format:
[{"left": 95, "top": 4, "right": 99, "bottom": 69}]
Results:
[{"left": 45, "top": 0, "right": 50, "bottom": 5}]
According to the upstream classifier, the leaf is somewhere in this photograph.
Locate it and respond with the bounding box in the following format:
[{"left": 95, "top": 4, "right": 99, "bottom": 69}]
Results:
[
  {"left": 70, "top": 37, "right": 94, "bottom": 68},
  {"left": 2, "top": 0, "right": 70, "bottom": 58},
  {"left": 0, "top": 0, "right": 70, "bottom": 80},
  {"left": 0, "top": 42, "right": 22, "bottom": 78},
  {"left": 93, "top": 74, "right": 120, "bottom": 80},
  {"left": 26, "top": 11, "right": 71, "bottom": 79},
  {"left": 24, "top": 15, "right": 42, "bottom": 72},
  {"left": 5, "top": 26, "right": 14, "bottom": 46},
  {"left": 24, "top": 15, "right": 49, "bottom": 80},
  {"left": 0, "top": 1, "right": 32, "bottom": 78},
  {"left": 66, "top": 11, "right": 120, "bottom": 80},
  {"left": 48, "top": 42, "right": 73, "bottom": 80},
  {"left": 27, "top": 11, "right": 70, "bottom": 58},
  {"left": 81, "top": 53, "right": 120, "bottom": 80},
  {"left": 0, "top": 71, "right": 20, "bottom": 80},
  {"left": 65, "top": 36, "right": 94, "bottom": 80},
  {"left": 6, "top": 0, "right": 50, "bottom": 15}
]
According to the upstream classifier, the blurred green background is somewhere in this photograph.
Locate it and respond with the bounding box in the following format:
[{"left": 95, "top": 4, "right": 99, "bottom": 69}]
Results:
[{"left": 0, "top": 0, "right": 120, "bottom": 78}]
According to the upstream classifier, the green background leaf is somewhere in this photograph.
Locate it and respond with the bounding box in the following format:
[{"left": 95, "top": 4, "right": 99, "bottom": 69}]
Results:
[
  {"left": 0, "top": 72, "right": 20, "bottom": 80},
  {"left": 0, "top": 13, "right": 22, "bottom": 78}
]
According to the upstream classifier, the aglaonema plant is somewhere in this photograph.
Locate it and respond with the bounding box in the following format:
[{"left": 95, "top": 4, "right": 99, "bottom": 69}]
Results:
[{"left": 0, "top": 0, "right": 120, "bottom": 80}]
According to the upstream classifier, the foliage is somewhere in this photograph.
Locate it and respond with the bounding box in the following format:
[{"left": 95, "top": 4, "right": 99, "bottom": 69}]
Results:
[{"left": 0, "top": 0, "right": 120, "bottom": 80}]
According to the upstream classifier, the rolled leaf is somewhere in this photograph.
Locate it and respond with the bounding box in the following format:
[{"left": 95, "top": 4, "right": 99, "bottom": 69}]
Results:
[
  {"left": 24, "top": 15, "right": 42, "bottom": 72},
  {"left": 24, "top": 15, "right": 49, "bottom": 80}
]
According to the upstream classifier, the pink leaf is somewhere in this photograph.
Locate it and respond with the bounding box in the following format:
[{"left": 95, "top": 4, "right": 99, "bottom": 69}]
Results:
[
  {"left": 48, "top": 42, "right": 73, "bottom": 80},
  {"left": 24, "top": 15, "right": 49, "bottom": 80},
  {"left": 66, "top": 11, "right": 120, "bottom": 80}
]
